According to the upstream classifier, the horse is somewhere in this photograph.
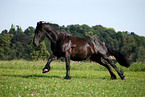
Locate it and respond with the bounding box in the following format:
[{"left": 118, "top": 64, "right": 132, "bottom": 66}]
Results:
[{"left": 33, "top": 21, "right": 131, "bottom": 80}]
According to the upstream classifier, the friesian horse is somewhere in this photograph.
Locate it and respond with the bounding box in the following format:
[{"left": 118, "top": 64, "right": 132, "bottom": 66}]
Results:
[{"left": 33, "top": 21, "right": 131, "bottom": 80}]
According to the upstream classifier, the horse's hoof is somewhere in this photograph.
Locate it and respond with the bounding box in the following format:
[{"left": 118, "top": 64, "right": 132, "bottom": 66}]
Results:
[
  {"left": 121, "top": 76, "right": 127, "bottom": 80},
  {"left": 111, "top": 75, "right": 116, "bottom": 80},
  {"left": 42, "top": 69, "right": 49, "bottom": 73},
  {"left": 123, "top": 76, "right": 127, "bottom": 80},
  {"left": 111, "top": 77, "right": 117, "bottom": 80},
  {"left": 64, "top": 76, "right": 71, "bottom": 79}
]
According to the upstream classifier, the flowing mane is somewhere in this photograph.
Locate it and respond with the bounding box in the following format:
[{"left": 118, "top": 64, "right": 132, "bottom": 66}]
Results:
[
  {"left": 37, "top": 21, "right": 59, "bottom": 29},
  {"left": 36, "top": 21, "right": 66, "bottom": 35}
]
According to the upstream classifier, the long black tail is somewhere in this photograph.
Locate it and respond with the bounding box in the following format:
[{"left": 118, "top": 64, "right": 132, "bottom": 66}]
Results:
[{"left": 106, "top": 44, "right": 131, "bottom": 68}]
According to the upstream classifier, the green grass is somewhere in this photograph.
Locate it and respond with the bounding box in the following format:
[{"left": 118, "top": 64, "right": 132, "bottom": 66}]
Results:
[{"left": 0, "top": 60, "right": 145, "bottom": 97}]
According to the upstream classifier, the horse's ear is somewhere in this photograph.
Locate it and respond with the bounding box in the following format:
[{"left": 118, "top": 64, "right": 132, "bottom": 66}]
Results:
[
  {"left": 37, "top": 21, "right": 43, "bottom": 26},
  {"left": 40, "top": 21, "right": 43, "bottom": 24}
]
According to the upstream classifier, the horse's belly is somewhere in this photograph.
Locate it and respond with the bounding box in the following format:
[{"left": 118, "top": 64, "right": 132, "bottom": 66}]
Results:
[
  {"left": 70, "top": 46, "right": 93, "bottom": 61},
  {"left": 70, "top": 54, "right": 88, "bottom": 61}
]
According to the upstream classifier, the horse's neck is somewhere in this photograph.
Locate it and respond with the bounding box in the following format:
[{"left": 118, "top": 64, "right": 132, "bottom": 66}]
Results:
[
  {"left": 46, "top": 32, "right": 58, "bottom": 45},
  {"left": 46, "top": 30, "right": 67, "bottom": 46}
]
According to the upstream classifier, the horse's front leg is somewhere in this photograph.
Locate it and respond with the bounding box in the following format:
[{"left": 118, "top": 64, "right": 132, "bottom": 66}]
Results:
[
  {"left": 42, "top": 54, "right": 57, "bottom": 73},
  {"left": 64, "top": 52, "right": 71, "bottom": 79}
]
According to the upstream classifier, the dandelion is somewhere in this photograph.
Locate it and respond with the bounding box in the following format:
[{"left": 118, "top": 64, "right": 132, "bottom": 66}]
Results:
[
  {"left": 73, "top": 92, "right": 78, "bottom": 95},
  {"left": 82, "top": 92, "right": 86, "bottom": 94}
]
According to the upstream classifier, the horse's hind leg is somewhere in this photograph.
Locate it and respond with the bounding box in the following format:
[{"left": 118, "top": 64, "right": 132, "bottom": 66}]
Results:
[
  {"left": 99, "top": 60, "right": 117, "bottom": 79},
  {"left": 90, "top": 55, "right": 116, "bottom": 79},
  {"left": 103, "top": 55, "right": 126, "bottom": 80}
]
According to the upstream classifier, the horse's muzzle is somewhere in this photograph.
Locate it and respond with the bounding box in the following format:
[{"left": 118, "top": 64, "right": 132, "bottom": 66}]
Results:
[{"left": 33, "top": 41, "right": 39, "bottom": 47}]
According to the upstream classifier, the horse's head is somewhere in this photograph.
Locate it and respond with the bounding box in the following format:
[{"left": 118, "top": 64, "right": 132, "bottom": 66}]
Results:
[
  {"left": 33, "top": 21, "right": 46, "bottom": 47},
  {"left": 33, "top": 21, "right": 61, "bottom": 47}
]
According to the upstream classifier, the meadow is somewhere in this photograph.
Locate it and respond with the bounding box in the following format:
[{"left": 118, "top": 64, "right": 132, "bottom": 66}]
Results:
[{"left": 0, "top": 60, "right": 145, "bottom": 97}]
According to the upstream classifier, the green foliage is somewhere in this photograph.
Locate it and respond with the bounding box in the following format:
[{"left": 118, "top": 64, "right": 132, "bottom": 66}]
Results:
[
  {"left": 9, "top": 24, "right": 23, "bottom": 35},
  {"left": 136, "top": 46, "right": 145, "bottom": 62},
  {"left": 24, "top": 26, "right": 35, "bottom": 36},
  {"left": 10, "top": 33, "right": 30, "bottom": 60},
  {"left": 1, "top": 29, "right": 8, "bottom": 34},
  {"left": 27, "top": 41, "right": 50, "bottom": 60},
  {"left": 65, "top": 25, "right": 86, "bottom": 37},
  {"left": 9, "top": 24, "right": 16, "bottom": 34},
  {"left": 26, "top": 34, "right": 50, "bottom": 60},
  {"left": 0, "top": 24, "right": 145, "bottom": 62},
  {"left": 0, "top": 26, "right": 50, "bottom": 61},
  {"left": 16, "top": 25, "right": 23, "bottom": 34},
  {"left": 0, "top": 34, "right": 12, "bottom": 60},
  {"left": 0, "top": 61, "right": 145, "bottom": 97}
]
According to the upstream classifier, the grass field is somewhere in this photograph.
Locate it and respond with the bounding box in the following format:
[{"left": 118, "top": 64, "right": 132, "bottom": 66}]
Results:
[{"left": 0, "top": 60, "right": 145, "bottom": 97}]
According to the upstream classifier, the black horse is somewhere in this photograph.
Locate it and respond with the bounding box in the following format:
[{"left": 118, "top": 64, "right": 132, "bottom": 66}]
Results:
[{"left": 33, "top": 21, "right": 131, "bottom": 80}]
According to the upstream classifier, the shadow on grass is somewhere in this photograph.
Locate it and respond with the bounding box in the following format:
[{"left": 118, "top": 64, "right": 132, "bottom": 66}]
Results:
[
  {"left": 72, "top": 75, "right": 109, "bottom": 80},
  {"left": 1, "top": 74, "right": 110, "bottom": 80},
  {"left": 1, "top": 74, "right": 62, "bottom": 79}
]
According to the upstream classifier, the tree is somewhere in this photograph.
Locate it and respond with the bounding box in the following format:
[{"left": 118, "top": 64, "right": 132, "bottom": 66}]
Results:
[
  {"left": 9, "top": 24, "right": 16, "bottom": 34},
  {"left": 10, "top": 33, "right": 30, "bottom": 59},
  {"left": 136, "top": 46, "right": 145, "bottom": 62},
  {"left": 10, "top": 42, "right": 24, "bottom": 59},
  {"left": 65, "top": 25, "right": 85, "bottom": 37},
  {"left": 1, "top": 29, "right": 8, "bottom": 34},
  {"left": 16, "top": 25, "right": 23, "bottom": 34},
  {"left": 24, "top": 26, "right": 35, "bottom": 36},
  {"left": 11, "top": 33, "right": 30, "bottom": 47},
  {"left": 9, "top": 24, "right": 23, "bottom": 35},
  {"left": 0, "top": 23, "right": 145, "bottom": 62},
  {"left": 27, "top": 36, "right": 50, "bottom": 60},
  {"left": 0, "top": 35, "right": 11, "bottom": 60},
  {"left": 92, "top": 25, "right": 107, "bottom": 39}
]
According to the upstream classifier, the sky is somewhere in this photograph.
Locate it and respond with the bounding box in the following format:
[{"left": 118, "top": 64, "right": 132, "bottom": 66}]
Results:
[{"left": 0, "top": 0, "right": 145, "bottom": 36}]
